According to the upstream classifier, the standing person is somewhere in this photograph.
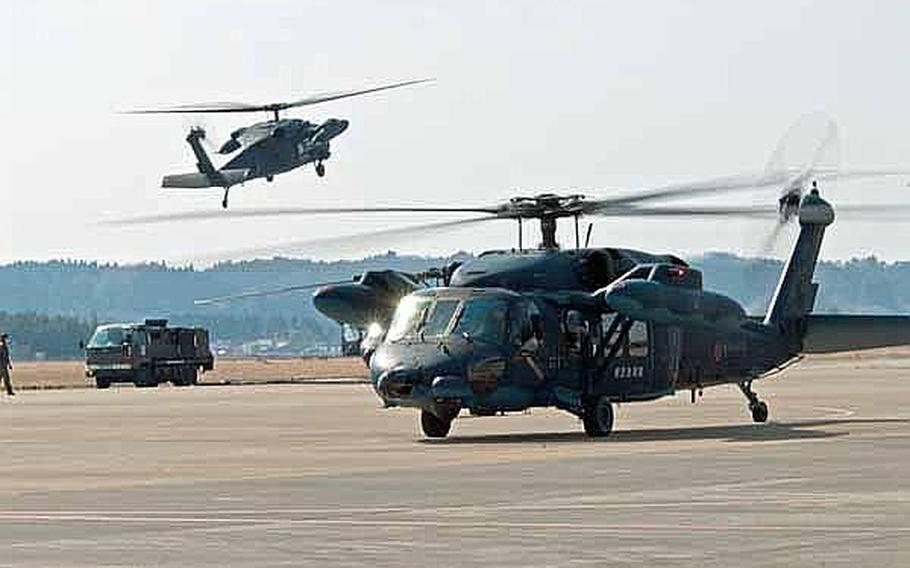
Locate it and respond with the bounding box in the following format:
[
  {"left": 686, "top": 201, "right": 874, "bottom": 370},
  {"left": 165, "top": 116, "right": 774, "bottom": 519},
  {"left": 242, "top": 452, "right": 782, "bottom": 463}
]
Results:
[{"left": 0, "top": 334, "right": 14, "bottom": 396}]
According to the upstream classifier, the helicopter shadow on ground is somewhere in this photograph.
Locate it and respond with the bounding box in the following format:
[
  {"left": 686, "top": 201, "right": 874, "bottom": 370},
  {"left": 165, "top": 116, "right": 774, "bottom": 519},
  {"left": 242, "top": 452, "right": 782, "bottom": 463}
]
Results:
[{"left": 419, "top": 417, "right": 909, "bottom": 446}]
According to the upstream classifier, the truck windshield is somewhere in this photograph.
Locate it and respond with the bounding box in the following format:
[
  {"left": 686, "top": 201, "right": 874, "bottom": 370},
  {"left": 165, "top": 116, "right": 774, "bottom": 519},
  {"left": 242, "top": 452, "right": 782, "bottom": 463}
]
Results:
[
  {"left": 452, "top": 297, "right": 509, "bottom": 343},
  {"left": 88, "top": 326, "right": 130, "bottom": 348}
]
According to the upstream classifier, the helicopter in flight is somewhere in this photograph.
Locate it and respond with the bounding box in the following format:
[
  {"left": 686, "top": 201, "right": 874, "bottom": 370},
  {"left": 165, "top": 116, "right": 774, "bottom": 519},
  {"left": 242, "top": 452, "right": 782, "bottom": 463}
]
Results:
[{"left": 127, "top": 78, "right": 432, "bottom": 208}]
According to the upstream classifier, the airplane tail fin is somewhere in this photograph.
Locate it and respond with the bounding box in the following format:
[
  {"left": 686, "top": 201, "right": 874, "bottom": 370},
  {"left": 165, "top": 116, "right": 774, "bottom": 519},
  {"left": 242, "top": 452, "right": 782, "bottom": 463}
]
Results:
[{"left": 762, "top": 188, "right": 834, "bottom": 347}]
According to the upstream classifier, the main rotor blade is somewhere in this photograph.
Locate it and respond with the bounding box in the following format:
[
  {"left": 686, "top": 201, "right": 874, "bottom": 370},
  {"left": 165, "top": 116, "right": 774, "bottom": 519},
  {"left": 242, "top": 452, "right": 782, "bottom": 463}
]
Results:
[
  {"left": 124, "top": 78, "right": 434, "bottom": 115},
  {"left": 584, "top": 168, "right": 910, "bottom": 213},
  {"left": 124, "top": 102, "right": 264, "bottom": 115},
  {"left": 592, "top": 205, "right": 781, "bottom": 218},
  {"left": 281, "top": 78, "right": 434, "bottom": 110},
  {"left": 588, "top": 172, "right": 790, "bottom": 210},
  {"left": 103, "top": 204, "right": 500, "bottom": 226},
  {"left": 181, "top": 215, "right": 498, "bottom": 264},
  {"left": 194, "top": 279, "right": 354, "bottom": 306},
  {"left": 591, "top": 202, "right": 910, "bottom": 219}
]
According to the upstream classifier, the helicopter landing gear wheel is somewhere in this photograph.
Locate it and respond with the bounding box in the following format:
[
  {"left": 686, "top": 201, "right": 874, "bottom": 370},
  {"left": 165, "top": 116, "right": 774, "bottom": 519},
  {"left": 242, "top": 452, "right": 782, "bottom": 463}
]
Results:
[
  {"left": 739, "top": 381, "right": 769, "bottom": 423},
  {"left": 582, "top": 395, "right": 614, "bottom": 438},
  {"left": 751, "top": 401, "right": 769, "bottom": 423},
  {"left": 315, "top": 161, "right": 325, "bottom": 177},
  {"left": 420, "top": 409, "right": 451, "bottom": 438}
]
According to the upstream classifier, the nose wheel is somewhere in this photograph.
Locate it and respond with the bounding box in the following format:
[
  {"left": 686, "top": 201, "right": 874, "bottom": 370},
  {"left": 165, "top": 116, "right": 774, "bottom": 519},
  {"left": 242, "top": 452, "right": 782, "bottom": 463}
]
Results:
[
  {"left": 420, "top": 409, "right": 452, "bottom": 438},
  {"left": 221, "top": 188, "right": 230, "bottom": 209},
  {"left": 315, "top": 161, "right": 326, "bottom": 177},
  {"left": 739, "top": 381, "right": 769, "bottom": 423}
]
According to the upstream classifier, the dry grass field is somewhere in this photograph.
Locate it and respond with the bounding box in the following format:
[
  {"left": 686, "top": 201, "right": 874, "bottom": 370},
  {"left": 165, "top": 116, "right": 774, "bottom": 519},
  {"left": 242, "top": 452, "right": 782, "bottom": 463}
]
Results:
[
  {"left": 10, "top": 356, "right": 370, "bottom": 390},
  {"left": 10, "top": 346, "right": 910, "bottom": 391}
]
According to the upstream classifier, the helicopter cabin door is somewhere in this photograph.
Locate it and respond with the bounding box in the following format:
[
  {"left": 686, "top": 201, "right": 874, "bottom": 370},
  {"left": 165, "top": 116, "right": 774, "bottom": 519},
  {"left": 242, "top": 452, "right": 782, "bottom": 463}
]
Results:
[{"left": 595, "top": 313, "right": 655, "bottom": 399}]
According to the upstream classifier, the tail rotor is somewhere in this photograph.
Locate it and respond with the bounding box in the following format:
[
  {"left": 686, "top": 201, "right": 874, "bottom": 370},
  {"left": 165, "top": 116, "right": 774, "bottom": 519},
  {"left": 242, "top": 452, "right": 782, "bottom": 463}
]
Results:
[{"left": 757, "top": 112, "right": 841, "bottom": 257}]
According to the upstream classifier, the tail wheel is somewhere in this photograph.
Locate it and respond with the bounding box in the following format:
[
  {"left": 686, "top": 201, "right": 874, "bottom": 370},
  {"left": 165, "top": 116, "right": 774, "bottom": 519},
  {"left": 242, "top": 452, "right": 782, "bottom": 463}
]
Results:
[
  {"left": 315, "top": 162, "right": 326, "bottom": 177},
  {"left": 583, "top": 395, "right": 614, "bottom": 437},
  {"left": 420, "top": 409, "right": 452, "bottom": 438}
]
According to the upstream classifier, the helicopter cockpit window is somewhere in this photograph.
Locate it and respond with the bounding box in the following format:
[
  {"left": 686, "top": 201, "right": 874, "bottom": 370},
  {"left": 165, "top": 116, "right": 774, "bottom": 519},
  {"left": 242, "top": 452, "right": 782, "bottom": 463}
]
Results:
[
  {"left": 452, "top": 297, "right": 509, "bottom": 343},
  {"left": 386, "top": 295, "right": 433, "bottom": 342},
  {"left": 422, "top": 299, "right": 460, "bottom": 338}
]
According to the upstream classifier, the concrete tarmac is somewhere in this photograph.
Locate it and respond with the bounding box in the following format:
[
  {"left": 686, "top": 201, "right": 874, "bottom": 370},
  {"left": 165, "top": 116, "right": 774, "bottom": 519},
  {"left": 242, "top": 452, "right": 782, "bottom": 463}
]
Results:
[{"left": 1, "top": 353, "right": 909, "bottom": 566}]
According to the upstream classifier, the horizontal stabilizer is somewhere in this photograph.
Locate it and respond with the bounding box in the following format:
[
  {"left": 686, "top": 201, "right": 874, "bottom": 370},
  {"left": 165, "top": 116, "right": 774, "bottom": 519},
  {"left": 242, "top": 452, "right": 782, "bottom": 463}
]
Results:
[
  {"left": 803, "top": 315, "right": 910, "bottom": 353},
  {"left": 161, "top": 169, "right": 249, "bottom": 189},
  {"left": 162, "top": 172, "right": 214, "bottom": 188}
]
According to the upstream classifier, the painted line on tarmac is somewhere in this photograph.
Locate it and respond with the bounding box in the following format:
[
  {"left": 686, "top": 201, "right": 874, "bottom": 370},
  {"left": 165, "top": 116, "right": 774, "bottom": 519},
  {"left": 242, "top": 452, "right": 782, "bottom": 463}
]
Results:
[
  {"left": 812, "top": 406, "right": 856, "bottom": 419},
  {"left": 1, "top": 512, "right": 907, "bottom": 537}
]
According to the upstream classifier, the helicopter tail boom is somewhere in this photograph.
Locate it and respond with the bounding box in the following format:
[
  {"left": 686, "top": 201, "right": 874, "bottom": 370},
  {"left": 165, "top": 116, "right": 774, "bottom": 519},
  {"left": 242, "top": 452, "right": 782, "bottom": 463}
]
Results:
[{"left": 802, "top": 315, "right": 910, "bottom": 353}]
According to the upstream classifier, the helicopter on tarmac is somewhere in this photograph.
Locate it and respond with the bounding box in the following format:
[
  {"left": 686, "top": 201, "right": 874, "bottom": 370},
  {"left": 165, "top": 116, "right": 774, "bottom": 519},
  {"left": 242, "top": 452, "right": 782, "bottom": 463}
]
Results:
[
  {"left": 366, "top": 186, "right": 910, "bottom": 438},
  {"left": 182, "top": 185, "right": 910, "bottom": 438},
  {"left": 126, "top": 79, "right": 432, "bottom": 208}
]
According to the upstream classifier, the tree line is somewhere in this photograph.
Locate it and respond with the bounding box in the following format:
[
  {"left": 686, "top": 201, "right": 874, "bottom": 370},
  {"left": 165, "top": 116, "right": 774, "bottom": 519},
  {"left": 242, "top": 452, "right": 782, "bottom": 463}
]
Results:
[{"left": 3, "top": 252, "right": 910, "bottom": 360}]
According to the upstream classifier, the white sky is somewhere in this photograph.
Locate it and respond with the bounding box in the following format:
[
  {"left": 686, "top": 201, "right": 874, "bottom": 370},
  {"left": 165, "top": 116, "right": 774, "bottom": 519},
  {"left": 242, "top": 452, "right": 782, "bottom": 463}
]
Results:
[{"left": 2, "top": 0, "right": 909, "bottom": 264}]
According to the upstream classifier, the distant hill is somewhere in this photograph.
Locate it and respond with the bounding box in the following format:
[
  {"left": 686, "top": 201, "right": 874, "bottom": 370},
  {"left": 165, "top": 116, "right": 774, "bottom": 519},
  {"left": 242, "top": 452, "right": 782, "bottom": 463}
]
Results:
[
  {"left": 2, "top": 251, "right": 909, "bottom": 359},
  {"left": 691, "top": 253, "right": 910, "bottom": 315},
  {"left": 0, "top": 252, "right": 469, "bottom": 358}
]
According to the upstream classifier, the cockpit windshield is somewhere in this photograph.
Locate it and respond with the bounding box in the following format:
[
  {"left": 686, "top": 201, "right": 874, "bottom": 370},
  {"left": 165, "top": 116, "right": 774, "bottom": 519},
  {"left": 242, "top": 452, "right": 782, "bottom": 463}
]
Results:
[
  {"left": 87, "top": 326, "right": 130, "bottom": 348},
  {"left": 451, "top": 297, "right": 509, "bottom": 343},
  {"left": 386, "top": 296, "right": 433, "bottom": 342},
  {"left": 422, "top": 299, "right": 460, "bottom": 337},
  {"left": 386, "top": 294, "right": 512, "bottom": 343}
]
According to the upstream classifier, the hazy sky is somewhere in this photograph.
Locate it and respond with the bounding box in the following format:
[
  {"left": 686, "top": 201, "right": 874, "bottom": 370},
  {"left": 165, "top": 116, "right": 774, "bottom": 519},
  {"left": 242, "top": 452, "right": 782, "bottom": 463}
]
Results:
[{"left": 3, "top": 0, "right": 910, "bottom": 264}]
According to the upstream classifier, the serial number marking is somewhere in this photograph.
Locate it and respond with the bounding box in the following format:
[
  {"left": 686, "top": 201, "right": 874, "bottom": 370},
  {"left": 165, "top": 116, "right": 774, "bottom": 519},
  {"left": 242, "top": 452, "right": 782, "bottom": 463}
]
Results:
[{"left": 613, "top": 366, "right": 644, "bottom": 380}]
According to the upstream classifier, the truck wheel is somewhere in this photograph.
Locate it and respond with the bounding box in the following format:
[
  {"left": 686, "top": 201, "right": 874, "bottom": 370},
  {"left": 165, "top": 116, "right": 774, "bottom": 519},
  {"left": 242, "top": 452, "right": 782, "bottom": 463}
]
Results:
[
  {"left": 95, "top": 377, "right": 111, "bottom": 389},
  {"left": 420, "top": 409, "right": 452, "bottom": 438},
  {"left": 583, "top": 395, "right": 614, "bottom": 438},
  {"left": 172, "top": 368, "right": 197, "bottom": 387},
  {"left": 135, "top": 371, "right": 157, "bottom": 388}
]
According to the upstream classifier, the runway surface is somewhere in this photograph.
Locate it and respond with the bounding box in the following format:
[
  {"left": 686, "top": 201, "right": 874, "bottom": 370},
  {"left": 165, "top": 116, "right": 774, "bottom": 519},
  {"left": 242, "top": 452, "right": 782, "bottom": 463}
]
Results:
[{"left": 1, "top": 353, "right": 909, "bottom": 566}]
